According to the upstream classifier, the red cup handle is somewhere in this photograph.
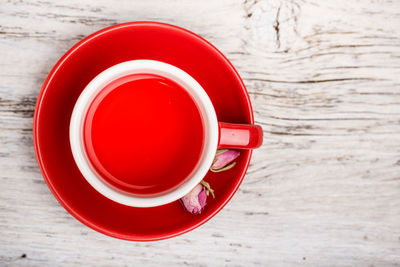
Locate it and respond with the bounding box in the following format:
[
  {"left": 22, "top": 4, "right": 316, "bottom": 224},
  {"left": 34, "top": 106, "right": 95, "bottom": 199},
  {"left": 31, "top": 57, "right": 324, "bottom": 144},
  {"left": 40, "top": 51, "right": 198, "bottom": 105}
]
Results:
[{"left": 218, "top": 122, "right": 263, "bottom": 149}]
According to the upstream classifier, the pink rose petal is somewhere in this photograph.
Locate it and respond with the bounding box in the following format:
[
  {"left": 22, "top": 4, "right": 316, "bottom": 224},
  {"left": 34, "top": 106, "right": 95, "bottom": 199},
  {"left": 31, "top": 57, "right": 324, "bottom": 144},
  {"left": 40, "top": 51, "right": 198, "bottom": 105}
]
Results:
[
  {"left": 198, "top": 187, "right": 207, "bottom": 207},
  {"left": 180, "top": 184, "right": 207, "bottom": 215},
  {"left": 212, "top": 149, "right": 240, "bottom": 170}
]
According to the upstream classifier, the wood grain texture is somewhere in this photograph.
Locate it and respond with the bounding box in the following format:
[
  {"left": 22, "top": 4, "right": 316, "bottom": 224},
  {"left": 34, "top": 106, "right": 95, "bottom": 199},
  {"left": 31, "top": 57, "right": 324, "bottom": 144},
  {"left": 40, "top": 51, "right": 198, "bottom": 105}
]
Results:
[{"left": 1, "top": 0, "right": 400, "bottom": 265}]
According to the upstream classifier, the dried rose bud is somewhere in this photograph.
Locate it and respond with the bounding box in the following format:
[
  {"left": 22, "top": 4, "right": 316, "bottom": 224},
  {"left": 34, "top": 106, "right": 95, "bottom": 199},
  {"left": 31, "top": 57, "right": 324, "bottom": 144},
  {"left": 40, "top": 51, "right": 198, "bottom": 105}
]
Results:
[
  {"left": 210, "top": 149, "right": 240, "bottom": 172},
  {"left": 180, "top": 184, "right": 207, "bottom": 214}
]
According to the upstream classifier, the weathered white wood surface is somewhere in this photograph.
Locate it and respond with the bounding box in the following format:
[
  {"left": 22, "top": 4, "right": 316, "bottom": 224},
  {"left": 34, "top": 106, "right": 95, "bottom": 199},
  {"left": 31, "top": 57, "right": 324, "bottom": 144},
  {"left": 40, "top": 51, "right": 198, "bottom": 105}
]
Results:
[{"left": 1, "top": 0, "right": 400, "bottom": 265}]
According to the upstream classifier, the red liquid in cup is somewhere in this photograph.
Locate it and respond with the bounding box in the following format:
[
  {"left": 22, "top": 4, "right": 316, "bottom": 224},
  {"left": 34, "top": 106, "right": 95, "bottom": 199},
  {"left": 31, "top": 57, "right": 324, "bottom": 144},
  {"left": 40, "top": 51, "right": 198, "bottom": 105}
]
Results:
[{"left": 83, "top": 73, "right": 204, "bottom": 196}]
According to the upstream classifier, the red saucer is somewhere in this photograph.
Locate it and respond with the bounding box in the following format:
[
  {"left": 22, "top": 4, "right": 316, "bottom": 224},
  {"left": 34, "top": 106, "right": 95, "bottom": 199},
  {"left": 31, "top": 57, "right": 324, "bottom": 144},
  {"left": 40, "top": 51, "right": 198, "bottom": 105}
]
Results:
[{"left": 34, "top": 22, "right": 254, "bottom": 241}]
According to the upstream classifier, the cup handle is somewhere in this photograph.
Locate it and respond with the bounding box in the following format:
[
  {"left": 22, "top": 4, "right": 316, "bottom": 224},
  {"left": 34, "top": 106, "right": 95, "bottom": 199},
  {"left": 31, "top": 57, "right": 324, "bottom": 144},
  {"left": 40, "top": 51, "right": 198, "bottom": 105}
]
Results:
[{"left": 218, "top": 122, "right": 263, "bottom": 149}]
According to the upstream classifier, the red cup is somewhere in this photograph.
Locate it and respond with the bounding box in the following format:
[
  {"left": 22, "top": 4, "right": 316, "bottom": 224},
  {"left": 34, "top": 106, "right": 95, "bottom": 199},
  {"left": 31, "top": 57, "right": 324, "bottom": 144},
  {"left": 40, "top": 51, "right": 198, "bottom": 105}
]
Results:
[{"left": 69, "top": 60, "right": 263, "bottom": 207}]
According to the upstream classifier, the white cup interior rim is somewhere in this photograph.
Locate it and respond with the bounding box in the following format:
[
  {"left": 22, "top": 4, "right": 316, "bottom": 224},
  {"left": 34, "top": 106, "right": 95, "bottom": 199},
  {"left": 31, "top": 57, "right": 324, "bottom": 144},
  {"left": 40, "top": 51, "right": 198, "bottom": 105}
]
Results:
[{"left": 69, "top": 60, "right": 219, "bottom": 207}]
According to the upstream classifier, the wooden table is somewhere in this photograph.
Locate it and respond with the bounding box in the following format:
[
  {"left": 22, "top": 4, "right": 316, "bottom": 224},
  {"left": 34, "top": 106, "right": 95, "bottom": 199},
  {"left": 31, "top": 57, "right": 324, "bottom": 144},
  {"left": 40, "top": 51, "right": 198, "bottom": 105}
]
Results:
[{"left": 1, "top": 0, "right": 399, "bottom": 265}]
